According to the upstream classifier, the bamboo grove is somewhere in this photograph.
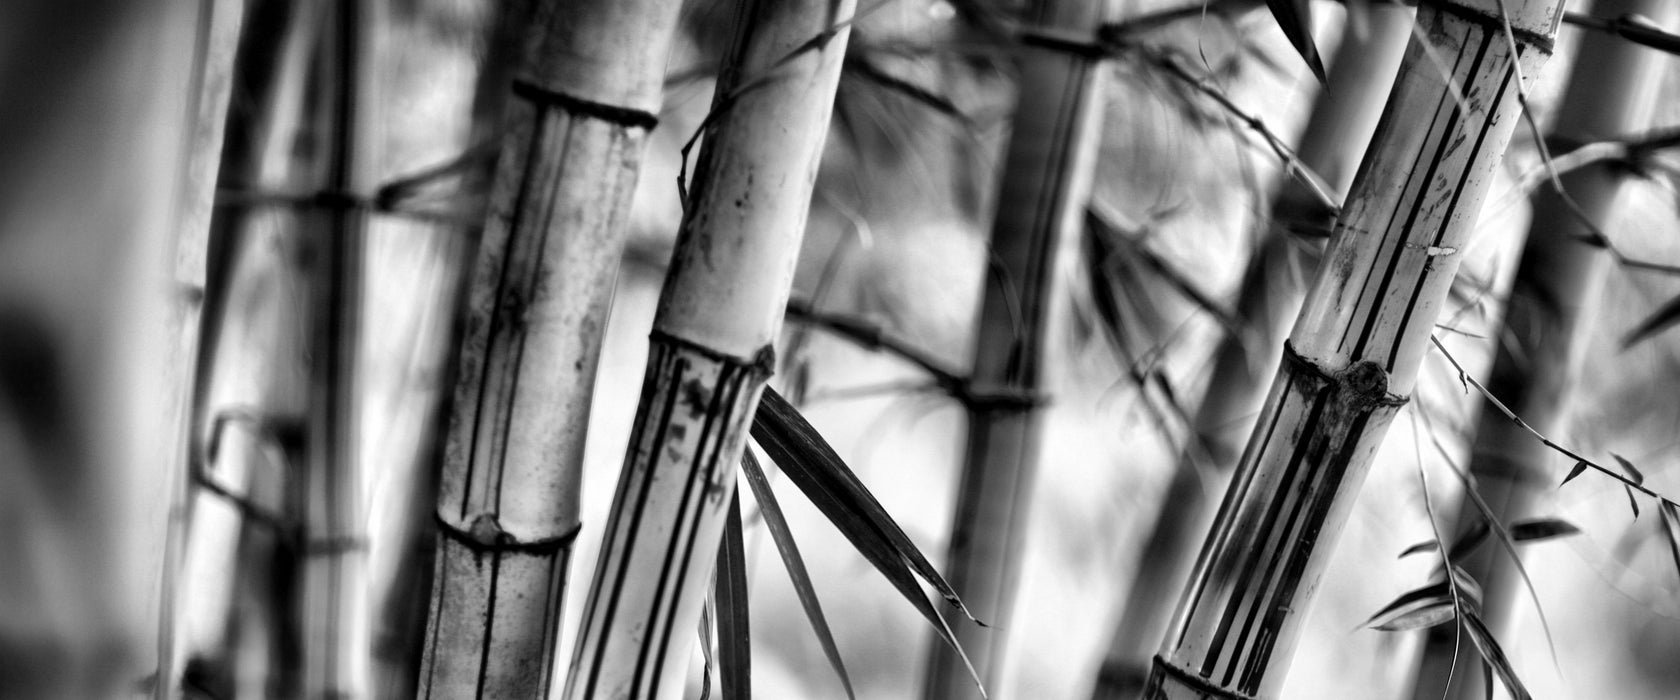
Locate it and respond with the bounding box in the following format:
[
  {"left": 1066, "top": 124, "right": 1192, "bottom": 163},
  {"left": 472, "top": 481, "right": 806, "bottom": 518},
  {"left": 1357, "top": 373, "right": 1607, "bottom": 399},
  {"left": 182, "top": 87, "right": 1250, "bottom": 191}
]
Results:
[{"left": 8, "top": 0, "right": 1680, "bottom": 698}]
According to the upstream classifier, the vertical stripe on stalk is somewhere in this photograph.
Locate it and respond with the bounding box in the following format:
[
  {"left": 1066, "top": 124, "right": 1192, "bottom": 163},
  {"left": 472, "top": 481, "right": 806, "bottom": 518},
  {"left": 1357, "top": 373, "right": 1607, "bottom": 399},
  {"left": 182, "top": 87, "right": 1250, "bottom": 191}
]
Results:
[{"left": 570, "top": 336, "right": 768, "bottom": 700}]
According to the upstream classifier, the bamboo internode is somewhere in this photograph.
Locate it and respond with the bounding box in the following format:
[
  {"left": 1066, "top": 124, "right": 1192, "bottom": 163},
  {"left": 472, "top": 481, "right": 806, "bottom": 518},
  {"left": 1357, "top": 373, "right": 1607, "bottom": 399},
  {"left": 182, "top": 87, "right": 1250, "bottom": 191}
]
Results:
[
  {"left": 563, "top": 1, "right": 856, "bottom": 697},
  {"left": 1147, "top": 1, "right": 1563, "bottom": 697},
  {"left": 418, "top": 1, "right": 683, "bottom": 697}
]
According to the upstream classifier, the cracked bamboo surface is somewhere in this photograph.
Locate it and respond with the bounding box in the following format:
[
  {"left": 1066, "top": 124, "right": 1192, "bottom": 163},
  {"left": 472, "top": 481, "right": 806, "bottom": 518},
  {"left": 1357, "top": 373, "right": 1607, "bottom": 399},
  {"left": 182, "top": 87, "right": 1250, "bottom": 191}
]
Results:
[{"left": 1146, "top": 1, "right": 1563, "bottom": 697}]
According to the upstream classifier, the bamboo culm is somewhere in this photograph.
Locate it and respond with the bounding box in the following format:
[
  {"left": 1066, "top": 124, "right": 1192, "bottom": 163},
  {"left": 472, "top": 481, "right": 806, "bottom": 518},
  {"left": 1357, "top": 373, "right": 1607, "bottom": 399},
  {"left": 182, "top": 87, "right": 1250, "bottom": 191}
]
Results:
[
  {"left": 562, "top": 1, "right": 856, "bottom": 698},
  {"left": 1412, "top": 1, "right": 1679, "bottom": 697},
  {"left": 1146, "top": 2, "right": 1563, "bottom": 697},
  {"left": 1088, "top": 6, "right": 1414, "bottom": 697},
  {"left": 921, "top": 2, "right": 1121, "bottom": 698},
  {"left": 416, "top": 1, "right": 684, "bottom": 697}
]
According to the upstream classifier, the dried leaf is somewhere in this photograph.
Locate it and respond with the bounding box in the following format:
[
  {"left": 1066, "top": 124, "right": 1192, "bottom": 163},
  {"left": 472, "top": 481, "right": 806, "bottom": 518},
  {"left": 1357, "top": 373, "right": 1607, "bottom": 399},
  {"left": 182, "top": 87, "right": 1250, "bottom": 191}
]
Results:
[
  {"left": 1508, "top": 518, "right": 1580, "bottom": 543},
  {"left": 1462, "top": 610, "right": 1532, "bottom": 700},
  {"left": 1621, "top": 292, "right": 1680, "bottom": 348},
  {"left": 715, "top": 493, "right": 751, "bottom": 700},
  {"left": 751, "top": 388, "right": 986, "bottom": 696},
  {"left": 1363, "top": 582, "right": 1455, "bottom": 632},
  {"left": 739, "top": 450, "right": 854, "bottom": 699}
]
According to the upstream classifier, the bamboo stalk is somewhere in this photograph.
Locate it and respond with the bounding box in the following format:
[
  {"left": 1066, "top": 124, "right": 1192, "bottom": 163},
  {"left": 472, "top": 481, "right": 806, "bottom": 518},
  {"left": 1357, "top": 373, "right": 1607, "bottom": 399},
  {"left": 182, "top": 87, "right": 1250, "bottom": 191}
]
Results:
[
  {"left": 1412, "top": 1, "right": 1678, "bottom": 697},
  {"left": 920, "top": 2, "right": 1121, "bottom": 698},
  {"left": 295, "top": 3, "right": 382, "bottom": 698},
  {"left": 561, "top": 0, "right": 857, "bottom": 697},
  {"left": 1089, "top": 5, "right": 1413, "bottom": 697},
  {"left": 1145, "top": 2, "right": 1563, "bottom": 697},
  {"left": 167, "top": 3, "right": 329, "bottom": 694},
  {"left": 415, "top": 0, "right": 685, "bottom": 696}
]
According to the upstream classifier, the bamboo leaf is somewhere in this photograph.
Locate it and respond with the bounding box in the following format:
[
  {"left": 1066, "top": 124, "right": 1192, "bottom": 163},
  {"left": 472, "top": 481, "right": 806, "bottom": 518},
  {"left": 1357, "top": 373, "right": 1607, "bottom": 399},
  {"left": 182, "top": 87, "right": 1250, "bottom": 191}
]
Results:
[
  {"left": 1560, "top": 460, "right": 1589, "bottom": 486},
  {"left": 1363, "top": 582, "right": 1455, "bottom": 632},
  {"left": 750, "top": 387, "right": 985, "bottom": 695},
  {"left": 1620, "top": 290, "right": 1680, "bottom": 348},
  {"left": 739, "top": 450, "right": 854, "bottom": 699},
  {"left": 1461, "top": 610, "right": 1532, "bottom": 700},
  {"left": 1660, "top": 502, "right": 1680, "bottom": 583},
  {"left": 715, "top": 493, "right": 751, "bottom": 700},
  {"left": 1447, "top": 564, "right": 1484, "bottom": 611},
  {"left": 1264, "top": 0, "right": 1328, "bottom": 84},
  {"left": 1611, "top": 453, "right": 1645, "bottom": 518},
  {"left": 1399, "top": 540, "right": 1439, "bottom": 559},
  {"left": 1507, "top": 518, "right": 1580, "bottom": 543}
]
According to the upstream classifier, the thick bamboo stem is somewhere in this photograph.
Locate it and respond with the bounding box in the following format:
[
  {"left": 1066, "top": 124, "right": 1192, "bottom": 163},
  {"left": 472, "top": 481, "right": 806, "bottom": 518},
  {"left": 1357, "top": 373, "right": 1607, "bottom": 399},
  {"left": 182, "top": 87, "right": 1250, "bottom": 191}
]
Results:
[
  {"left": 416, "top": 0, "right": 684, "bottom": 697},
  {"left": 1413, "top": 1, "right": 1677, "bottom": 698},
  {"left": 923, "top": 2, "right": 1121, "bottom": 698},
  {"left": 562, "top": 1, "right": 855, "bottom": 697},
  {"left": 1089, "top": 6, "right": 1413, "bottom": 697},
  {"left": 1146, "top": 2, "right": 1562, "bottom": 697}
]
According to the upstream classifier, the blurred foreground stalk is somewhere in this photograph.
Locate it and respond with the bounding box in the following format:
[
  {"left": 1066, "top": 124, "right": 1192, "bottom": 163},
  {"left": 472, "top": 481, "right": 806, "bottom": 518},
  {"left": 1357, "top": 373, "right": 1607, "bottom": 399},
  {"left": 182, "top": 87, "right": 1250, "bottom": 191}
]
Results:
[
  {"left": 1411, "top": 1, "right": 1679, "bottom": 697},
  {"left": 1088, "top": 3, "right": 1413, "bottom": 696},
  {"left": 1147, "top": 1, "right": 1562, "bottom": 697},
  {"left": 416, "top": 0, "right": 684, "bottom": 696},
  {"left": 562, "top": 0, "right": 856, "bottom": 697}
]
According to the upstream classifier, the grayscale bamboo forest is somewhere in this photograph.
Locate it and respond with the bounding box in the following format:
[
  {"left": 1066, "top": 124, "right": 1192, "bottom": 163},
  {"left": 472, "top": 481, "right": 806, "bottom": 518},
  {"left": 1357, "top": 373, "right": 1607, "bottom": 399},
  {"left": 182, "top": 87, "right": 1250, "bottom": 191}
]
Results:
[{"left": 6, "top": 0, "right": 1680, "bottom": 698}]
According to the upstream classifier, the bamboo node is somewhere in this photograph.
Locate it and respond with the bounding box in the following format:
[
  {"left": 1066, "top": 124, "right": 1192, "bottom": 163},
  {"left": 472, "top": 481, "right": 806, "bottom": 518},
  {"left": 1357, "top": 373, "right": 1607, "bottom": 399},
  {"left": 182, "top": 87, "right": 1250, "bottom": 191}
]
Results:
[{"left": 434, "top": 512, "right": 583, "bottom": 555}]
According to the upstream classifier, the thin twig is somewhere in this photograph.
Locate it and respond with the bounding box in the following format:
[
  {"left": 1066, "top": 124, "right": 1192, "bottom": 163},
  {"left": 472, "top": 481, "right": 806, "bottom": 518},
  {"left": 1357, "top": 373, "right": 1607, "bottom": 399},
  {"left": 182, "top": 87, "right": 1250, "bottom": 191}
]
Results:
[{"left": 784, "top": 298, "right": 969, "bottom": 396}]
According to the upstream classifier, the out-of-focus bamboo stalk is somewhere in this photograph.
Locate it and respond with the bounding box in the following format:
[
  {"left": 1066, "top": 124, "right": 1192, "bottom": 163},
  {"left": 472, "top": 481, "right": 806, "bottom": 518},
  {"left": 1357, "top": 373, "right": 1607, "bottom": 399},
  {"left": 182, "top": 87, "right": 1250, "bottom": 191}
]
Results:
[
  {"left": 1088, "top": 5, "right": 1413, "bottom": 697},
  {"left": 1412, "top": 2, "right": 1678, "bottom": 698},
  {"left": 0, "top": 0, "right": 199, "bottom": 696},
  {"left": 168, "top": 3, "right": 325, "bottom": 695},
  {"left": 295, "top": 3, "right": 381, "bottom": 697},
  {"left": 415, "top": 0, "right": 685, "bottom": 696},
  {"left": 920, "top": 2, "right": 1120, "bottom": 698},
  {"left": 1145, "top": 2, "right": 1562, "bottom": 697},
  {"left": 561, "top": 1, "right": 856, "bottom": 697}
]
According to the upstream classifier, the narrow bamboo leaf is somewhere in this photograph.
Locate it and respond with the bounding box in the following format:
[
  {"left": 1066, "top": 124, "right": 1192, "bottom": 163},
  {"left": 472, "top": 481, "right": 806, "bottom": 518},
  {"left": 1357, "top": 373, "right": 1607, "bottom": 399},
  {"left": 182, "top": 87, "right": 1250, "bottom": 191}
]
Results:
[
  {"left": 1508, "top": 518, "right": 1581, "bottom": 543},
  {"left": 1560, "top": 460, "right": 1589, "bottom": 486},
  {"left": 749, "top": 388, "right": 985, "bottom": 695},
  {"left": 1399, "top": 540, "right": 1439, "bottom": 559},
  {"left": 1660, "top": 502, "right": 1680, "bottom": 584},
  {"left": 739, "top": 450, "right": 854, "bottom": 699},
  {"left": 699, "top": 598, "right": 716, "bottom": 700},
  {"left": 1450, "top": 516, "right": 1492, "bottom": 561},
  {"left": 1447, "top": 564, "right": 1484, "bottom": 611},
  {"left": 1462, "top": 610, "right": 1532, "bottom": 700},
  {"left": 1264, "top": 0, "right": 1328, "bottom": 84},
  {"left": 1611, "top": 453, "right": 1644, "bottom": 518},
  {"left": 716, "top": 493, "right": 751, "bottom": 700},
  {"left": 1363, "top": 582, "right": 1455, "bottom": 632},
  {"left": 1620, "top": 292, "right": 1680, "bottom": 348},
  {"left": 751, "top": 387, "right": 979, "bottom": 622}
]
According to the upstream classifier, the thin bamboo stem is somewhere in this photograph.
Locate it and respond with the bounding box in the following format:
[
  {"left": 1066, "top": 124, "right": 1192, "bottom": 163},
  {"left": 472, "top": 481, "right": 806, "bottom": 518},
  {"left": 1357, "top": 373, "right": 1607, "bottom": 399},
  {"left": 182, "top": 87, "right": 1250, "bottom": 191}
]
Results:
[
  {"left": 922, "top": 2, "right": 1121, "bottom": 698},
  {"left": 1413, "top": 1, "right": 1678, "bottom": 697},
  {"left": 416, "top": 0, "right": 684, "bottom": 696},
  {"left": 1146, "top": 2, "right": 1563, "bottom": 697},
  {"left": 562, "top": 1, "right": 856, "bottom": 697},
  {"left": 1089, "top": 6, "right": 1414, "bottom": 697}
]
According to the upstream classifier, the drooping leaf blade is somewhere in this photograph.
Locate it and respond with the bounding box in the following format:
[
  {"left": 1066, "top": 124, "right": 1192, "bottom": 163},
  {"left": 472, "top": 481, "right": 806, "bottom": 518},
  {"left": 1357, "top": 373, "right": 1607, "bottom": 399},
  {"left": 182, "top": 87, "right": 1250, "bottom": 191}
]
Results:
[
  {"left": 1264, "top": 0, "right": 1328, "bottom": 84},
  {"left": 715, "top": 492, "right": 751, "bottom": 700},
  {"left": 1611, "top": 453, "right": 1645, "bottom": 518},
  {"left": 1621, "top": 292, "right": 1680, "bottom": 348},
  {"left": 1462, "top": 610, "right": 1532, "bottom": 700},
  {"left": 1363, "top": 581, "right": 1455, "bottom": 632},
  {"left": 1659, "top": 502, "right": 1680, "bottom": 583},
  {"left": 1560, "top": 460, "right": 1589, "bottom": 486},
  {"left": 739, "top": 449, "right": 854, "bottom": 699},
  {"left": 750, "top": 387, "right": 986, "bottom": 696}
]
